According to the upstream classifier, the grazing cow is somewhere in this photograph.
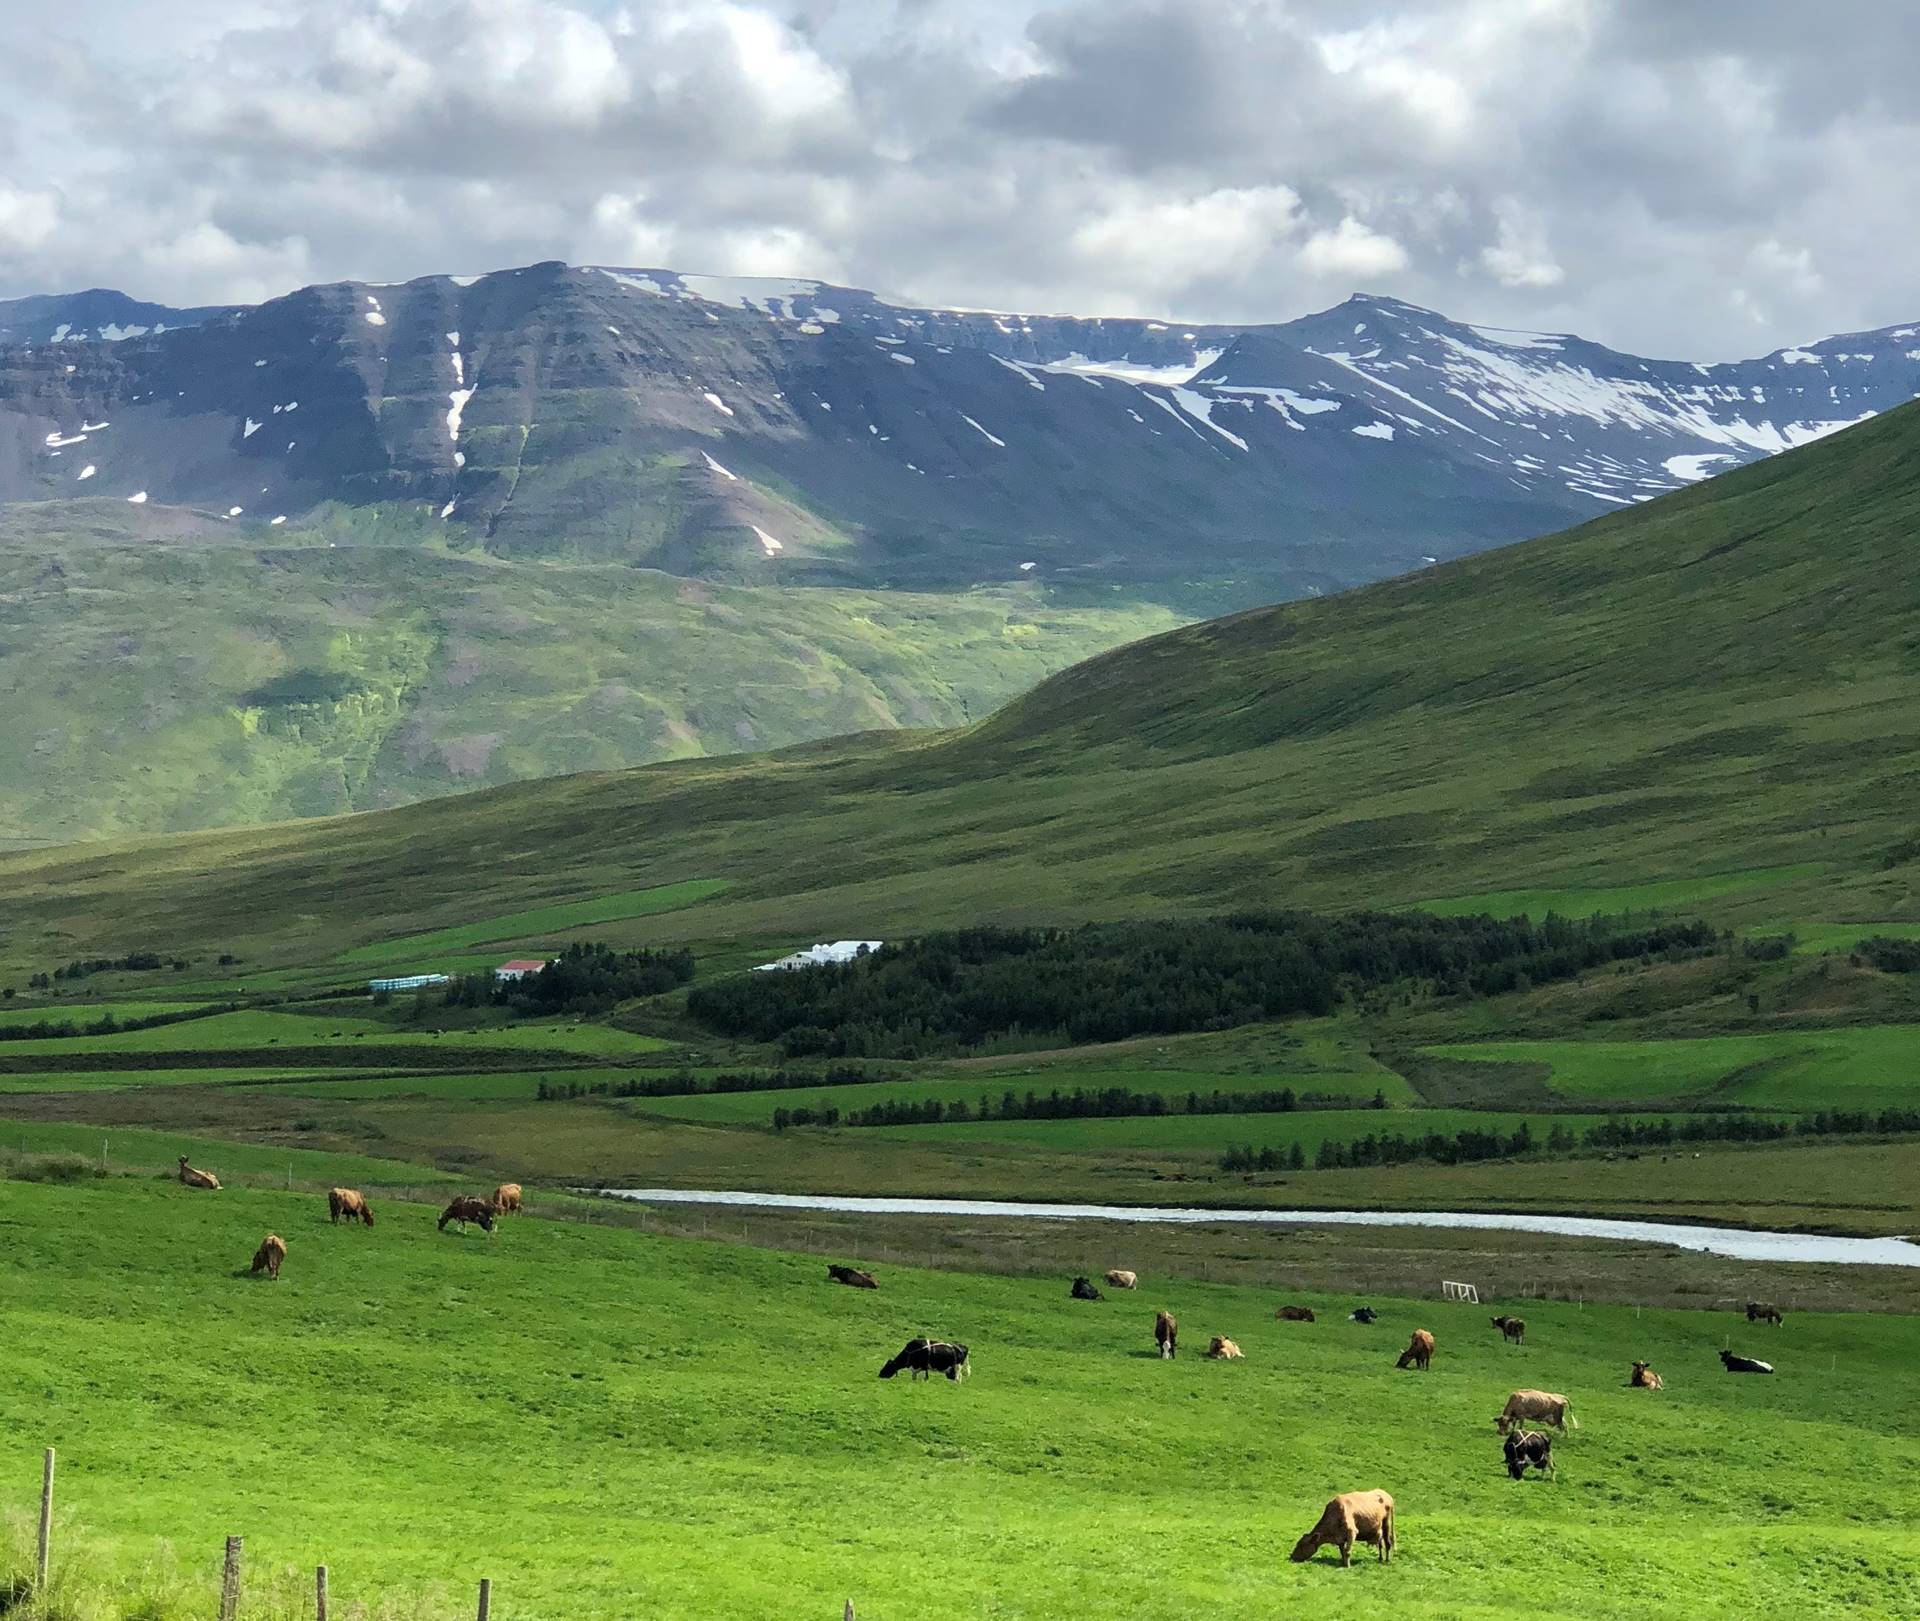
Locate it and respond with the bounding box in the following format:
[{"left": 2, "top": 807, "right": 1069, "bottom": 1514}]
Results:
[
  {"left": 878, "top": 1338, "right": 970, "bottom": 1381},
  {"left": 1350, "top": 1307, "right": 1378, "bottom": 1324},
  {"left": 1503, "top": 1429, "right": 1555, "bottom": 1480},
  {"left": 250, "top": 1233, "right": 287, "bottom": 1281},
  {"left": 1289, "top": 1490, "right": 1395, "bottom": 1567},
  {"left": 1070, "top": 1276, "right": 1104, "bottom": 1301},
  {"left": 1495, "top": 1389, "right": 1578, "bottom": 1435},
  {"left": 1746, "top": 1301, "right": 1783, "bottom": 1326},
  {"left": 827, "top": 1264, "right": 878, "bottom": 1289},
  {"left": 492, "top": 1183, "right": 523, "bottom": 1215},
  {"left": 1105, "top": 1269, "right": 1138, "bottom": 1290},
  {"left": 438, "top": 1195, "right": 496, "bottom": 1234},
  {"left": 1275, "top": 1305, "right": 1316, "bottom": 1322},
  {"left": 1629, "top": 1361, "right": 1664, "bottom": 1390},
  {"left": 177, "top": 1156, "right": 220, "bottom": 1190},
  {"left": 1154, "top": 1310, "right": 1178, "bottom": 1360},
  {"left": 1719, "top": 1350, "right": 1774, "bottom": 1375},
  {"left": 1205, "top": 1336, "right": 1243, "bottom": 1360},
  {"left": 1492, "top": 1314, "right": 1526, "bottom": 1345},
  {"left": 327, "top": 1188, "right": 374, "bottom": 1226},
  {"left": 1395, "top": 1329, "right": 1435, "bottom": 1371}
]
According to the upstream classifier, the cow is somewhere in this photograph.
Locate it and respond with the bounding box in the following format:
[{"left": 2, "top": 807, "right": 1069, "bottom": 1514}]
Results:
[
  {"left": 327, "top": 1188, "right": 374, "bottom": 1226},
  {"left": 1495, "top": 1389, "right": 1577, "bottom": 1435},
  {"left": 1154, "top": 1310, "right": 1178, "bottom": 1360},
  {"left": 1275, "top": 1305, "right": 1316, "bottom": 1322},
  {"left": 492, "top": 1183, "right": 523, "bottom": 1215},
  {"left": 1745, "top": 1302, "right": 1783, "bottom": 1326},
  {"left": 1719, "top": 1350, "right": 1774, "bottom": 1374},
  {"left": 438, "top": 1195, "right": 496, "bottom": 1234},
  {"left": 1503, "top": 1429, "right": 1554, "bottom": 1480},
  {"left": 1289, "top": 1490, "right": 1395, "bottom": 1567},
  {"left": 177, "top": 1156, "right": 220, "bottom": 1190},
  {"left": 249, "top": 1233, "right": 287, "bottom": 1281},
  {"left": 1105, "top": 1269, "right": 1138, "bottom": 1290},
  {"left": 878, "top": 1338, "right": 970, "bottom": 1381},
  {"left": 827, "top": 1264, "right": 878, "bottom": 1289},
  {"left": 1070, "top": 1276, "right": 1104, "bottom": 1301},
  {"left": 1491, "top": 1314, "right": 1526, "bottom": 1345},
  {"left": 1205, "top": 1336, "right": 1243, "bottom": 1360},
  {"left": 1350, "top": 1307, "right": 1378, "bottom": 1324},
  {"left": 1395, "top": 1329, "right": 1435, "bottom": 1370},
  {"left": 1629, "top": 1361, "right": 1664, "bottom": 1389}
]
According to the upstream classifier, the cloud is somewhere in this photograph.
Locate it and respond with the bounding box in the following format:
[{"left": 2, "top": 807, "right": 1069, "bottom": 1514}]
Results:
[{"left": 0, "top": 0, "right": 1915, "bottom": 357}]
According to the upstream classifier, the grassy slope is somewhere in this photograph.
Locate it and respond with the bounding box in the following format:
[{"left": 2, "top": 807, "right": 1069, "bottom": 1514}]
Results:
[
  {"left": 3, "top": 397, "right": 1917, "bottom": 969},
  {"left": 8, "top": 1174, "right": 1918, "bottom": 1620},
  {"left": 0, "top": 532, "right": 1181, "bottom": 842}
]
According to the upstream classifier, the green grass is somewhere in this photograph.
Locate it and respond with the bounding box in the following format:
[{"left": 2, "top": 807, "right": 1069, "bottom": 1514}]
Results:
[
  {"left": 1410, "top": 864, "right": 1827, "bottom": 920},
  {"left": 0, "top": 998, "right": 202, "bottom": 1028},
  {"left": 339, "top": 878, "right": 733, "bottom": 964},
  {"left": 1777, "top": 922, "right": 1920, "bottom": 956},
  {"left": 1429, "top": 1024, "right": 1920, "bottom": 1110},
  {"left": 0, "top": 1122, "right": 461, "bottom": 1186},
  {"left": 4, "top": 1173, "right": 1917, "bottom": 1619}
]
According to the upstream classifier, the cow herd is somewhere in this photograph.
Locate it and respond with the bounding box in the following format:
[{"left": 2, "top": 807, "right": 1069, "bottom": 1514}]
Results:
[{"left": 176, "top": 1158, "right": 525, "bottom": 1275}]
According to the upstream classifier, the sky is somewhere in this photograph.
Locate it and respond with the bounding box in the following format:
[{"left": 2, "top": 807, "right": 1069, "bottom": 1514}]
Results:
[{"left": 0, "top": 0, "right": 1913, "bottom": 358}]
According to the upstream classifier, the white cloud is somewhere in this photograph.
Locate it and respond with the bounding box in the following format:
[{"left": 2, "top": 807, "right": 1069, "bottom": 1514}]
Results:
[
  {"left": 1480, "top": 199, "right": 1564, "bottom": 288},
  {"left": 1298, "top": 216, "right": 1410, "bottom": 280},
  {"left": 0, "top": 184, "right": 60, "bottom": 252}
]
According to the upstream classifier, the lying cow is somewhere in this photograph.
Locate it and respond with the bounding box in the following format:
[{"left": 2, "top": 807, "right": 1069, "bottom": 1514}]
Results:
[
  {"left": 1205, "top": 1336, "right": 1243, "bottom": 1360},
  {"left": 1275, "top": 1305, "right": 1316, "bottom": 1322},
  {"left": 178, "top": 1156, "right": 220, "bottom": 1190},
  {"left": 1070, "top": 1276, "right": 1104, "bottom": 1301},
  {"left": 1395, "top": 1329, "right": 1435, "bottom": 1370},
  {"left": 1289, "top": 1490, "right": 1395, "bottom": 1566},
  {"left": 1105, "top": 1269, "right": 1138, "bottom": 1290},
  {"left": 1503, "top": 1429, "right": 1554, "bottom": 1480},
  {"left": 249, "top": 1233, "right": 287, "bottom": 1281},
  {"left": 878, "top": 1338, "right": 970, "bottom": 1381},
  {"left": 1350, "top": 1306, "right": 1378, "bottom": 1324},
  {"left": 328, "top": 1187, "right": 374, "bottom": 1226},
  {"left": 1719, "top": 1350, "right": 1774, "bottom": 1374},
  {"left": 438, "top": 1195, "right": 496, "bottom": 1235},
  {"left": 1629, "top": 1361, "right": 1664, "bottom": 1389},
  {"left": 1495, "top": 1389, "right": 1577, "bottom": 1435},
  {"left": 1154, "top": 1310, "right": 1178, "bottom": 1360},
  {"left": 1746, "top": 1301, "right": 1783, "bottom": 1326},
  {"left": 827, "top": 1264, "right": 878, "bottom": 1289},
  {"left": 1491, "top": 1314, "right": 1526, "bottom": 1345}
]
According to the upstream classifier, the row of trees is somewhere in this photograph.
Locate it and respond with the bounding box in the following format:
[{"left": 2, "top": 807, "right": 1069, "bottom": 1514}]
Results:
[
  {"left": 779, "top": 1084, "right": 1389, "bottom": 1130},
  {"left": 535, "top": 1065, "right": 872, "bottom": 1101},
  {"left": 433, "top": 942, "right": 695, "bottom": 1018},
  {"left": 1856, "top": 936, "right": 1920, "bottom": 974},
  {"left": 0, "top": 1003, "right": 236, "bottom": 1044},
  {"left": 687, "top": 912, "right": 1719, "bottom": 1059},
  {"left": 27, "top": 951, "right": 177, "bottom": 989}
]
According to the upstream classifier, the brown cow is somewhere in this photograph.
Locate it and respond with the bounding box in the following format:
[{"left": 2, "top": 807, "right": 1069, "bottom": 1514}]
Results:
[
  {"left": 1154, "top": 1310, "right": 1178, "bottom": 1359},
  {"left": 1275, "top": 1305, "right": 1316, "bottom": 1322},
  {"left": 827, "top": 1264, "right": 878, "bottom": 1289},
  {"left": 493, "top": 1183, "right": 523, "bottom": 1215},
  {"left": 1395, "top": 1329, "right": 1435, "bottom": 1370},
  {"left": 1629, "top": 1361, "right": 1664, "bottom": 1389},
  {"left": 1495, "top": 1389, "right": 1577, "bottom": 1434},
  {"left": 1746, "top": 1301, "right": 1783, "bottom": 1326},
  {"left": 1105, "top": 1269, "right": 1138, "bottom": 1290},
  {"left": 178, "top": 1156, "right": 220, "bottom": 1190},
  {"left": 438, "top": 1195, "right": 496, "bottom": 1234},
  {"left": 327, "top": 1188, "right": 374, "bottom": 1226},
  {"left": 1492, "top": 1314, "right": 1526, "bottom": 1345},
  {"left": 1290, "top": 1490, "right": 1395, "bottom": 1566},
  {"left": 250, "top": 1233, "right": 286, "bottom": 1280},
  {"left": 1205, "top": 1336, "right": 1244, "bottom": 1360}
]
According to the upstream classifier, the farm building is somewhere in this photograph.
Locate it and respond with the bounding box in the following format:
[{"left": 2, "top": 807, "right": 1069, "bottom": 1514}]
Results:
[
  {"left": 752, "top": 940, "right": 883, "bottom": 972},
  {"left": 368, "top": 973, "right": 451, "bottom": 993},
  {"left": 494, "top": 959, "right": 551, "bottom": 982}
]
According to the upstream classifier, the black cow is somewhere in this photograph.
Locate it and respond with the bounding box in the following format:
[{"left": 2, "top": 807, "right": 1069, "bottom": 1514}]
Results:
[
  {"left": 1070, "top": 1276, "right": 1104, "bottom": 1301},
  {"left": 827, "top": 1264, "right": 878, "bottom": 1289},
  {"left": 1350, "top": 1306, "right": 1379, "bottom": 1324},
  {"left": 1719, "top": 1350, "right": 1774, "bottom": 1374},
  {"left": 1503, "top": 1429, "right": 1555, "bottom": 1480},
  {"left": 878, "top": 1338, "right": 970, "bottom": 1381}
]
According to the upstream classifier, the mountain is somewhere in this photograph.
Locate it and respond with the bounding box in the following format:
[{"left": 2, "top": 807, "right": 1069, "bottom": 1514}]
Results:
[
  {"left": 1, "top": 262, "right": 1916, "bottom": 842},
  {"left": 0, "top": 287, "right": 232, "bottom": 346},
  {"left": 6, "top": 394, "right": 1915, "bottom": 968}
]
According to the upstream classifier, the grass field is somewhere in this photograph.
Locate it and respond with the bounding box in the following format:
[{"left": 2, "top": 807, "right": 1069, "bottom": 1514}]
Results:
[
  {"left": 6, "top": 1172, "right": 1918, "bottom": 1620},
  {"left": 1408, "top": 864, "right": 1830, "bottom": 921}
]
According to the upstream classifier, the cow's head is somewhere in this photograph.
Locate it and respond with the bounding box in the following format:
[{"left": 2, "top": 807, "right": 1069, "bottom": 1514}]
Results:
[{"left": 1289, "top": 1532, "right": 1323, "bottom": 1563}]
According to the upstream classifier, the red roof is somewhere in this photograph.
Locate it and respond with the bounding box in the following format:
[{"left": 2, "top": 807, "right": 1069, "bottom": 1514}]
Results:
[{"left": 497, "top": 959, "right": 549, "bottom": 972}]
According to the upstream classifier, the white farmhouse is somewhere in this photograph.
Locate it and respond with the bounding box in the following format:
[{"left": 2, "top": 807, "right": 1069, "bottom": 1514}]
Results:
[{"left": 751, "top": 940, "right": 882, "bottom": 972}]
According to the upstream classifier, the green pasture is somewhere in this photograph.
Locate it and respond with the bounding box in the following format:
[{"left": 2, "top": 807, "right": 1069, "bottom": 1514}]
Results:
[
  {"left": 0, "top": 999, "right": 204, "bottom": 1029},
  {"left": 0, "top": 1122, "right": 461, "bottom": 1187},
  {"left": 1409, "top": 864, "right": 1826, "bottom": 921},
  {"left": 338, "top": 879, "right": 733, "bottom": 965}
]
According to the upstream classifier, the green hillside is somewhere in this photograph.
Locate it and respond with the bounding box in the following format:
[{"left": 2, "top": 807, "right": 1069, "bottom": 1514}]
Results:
[{"left": 4, "top": 394, "right": 1916, "bottom": 966}]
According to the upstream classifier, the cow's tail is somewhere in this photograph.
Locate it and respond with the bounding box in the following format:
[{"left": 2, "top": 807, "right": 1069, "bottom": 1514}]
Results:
[{"left": 1567, "top": 1407, "right": 1579, "bottom": 1430}]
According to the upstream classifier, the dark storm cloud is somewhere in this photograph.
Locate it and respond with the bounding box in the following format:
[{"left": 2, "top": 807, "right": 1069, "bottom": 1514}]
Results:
[{"left": 0, "top": 0, "right": 1911, "bottom": 356}]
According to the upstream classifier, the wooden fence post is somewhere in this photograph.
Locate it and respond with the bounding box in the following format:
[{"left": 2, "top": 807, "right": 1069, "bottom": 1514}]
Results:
[
  {"left": 218, "top": 1536, "right": 244, "bottom": 1621},
  {"left": 315, "top": 1564, "right": 329, "bottom": 1621},
  {"left": 845, "top": 1601, "right": 855, "bottom": 1621},
  {"left": 36, "top": 1447, "right": 54, "bottom": 1588},
  {"left": 476, "top": 1576, "right": 492, "bottom": 1621}
]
